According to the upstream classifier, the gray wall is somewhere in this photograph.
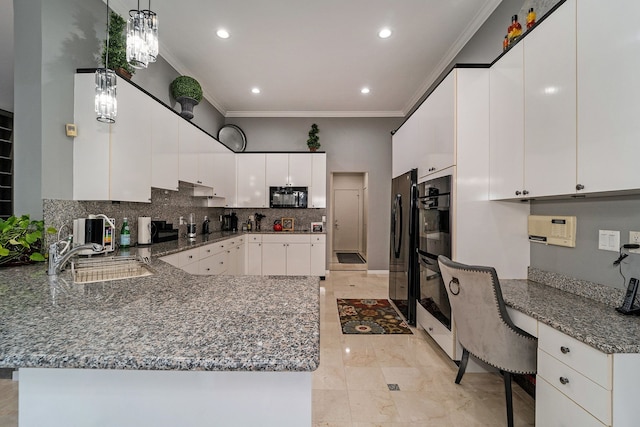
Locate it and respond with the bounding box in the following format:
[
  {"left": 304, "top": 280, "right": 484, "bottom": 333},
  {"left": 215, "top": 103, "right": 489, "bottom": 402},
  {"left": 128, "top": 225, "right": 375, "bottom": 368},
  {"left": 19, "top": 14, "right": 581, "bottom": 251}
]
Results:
[
  {"left": 531, "top": 196, "right": 640, "bottom": 290},
  {"left": 229, "top": 117, "right": 402, "bottom": 270},
  {"left": 12, "top": 0, "right": 224, "bottom": 219}
]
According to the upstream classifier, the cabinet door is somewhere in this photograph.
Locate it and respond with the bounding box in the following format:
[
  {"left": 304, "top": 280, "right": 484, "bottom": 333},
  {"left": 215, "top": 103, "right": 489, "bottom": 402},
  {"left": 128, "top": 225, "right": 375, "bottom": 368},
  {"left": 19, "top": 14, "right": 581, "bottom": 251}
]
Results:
[
  {"left": 247, "top": 242, "right": 262, "bottom": 275},
  {"left": 211, "top": 151, "right": 236, "bottom": 204},
  {"left": 236, "top": 243, "right": 245, "bottom": 275},
  {"left": 286, "top": 243, "right": 311, "bottom": 276},
  {"left": 287, "top": 154, "right": 312, "bottom": 187},
  {"left": 576, "top": 0, "right": 640, "bottom": 194},
  {"left": 110, "top": 81, "right": 152, "bottom": 203},
  {"left": 178, "top": 120, "right": 200, "bottom": 185},
  {"left": 73, "top": 74, "right": 110, "bottom": 201},
  {"left": 523, "top": 0, "right": 576, "bottom": 198},
  {"left": 265, "top": 153, "right": 289, "bottom": 187},
  {"left": 392, "top": 108, "right": 420, "bottom": 178},
  {"left": 236, "top": 154, "right": 266, "bottom": 207},
  {"left": 310, "top": 235, "right": 326, "bottom": 276},
  {"left": 489, "top": 43, "right": 525, "bottom": 200},
  {"left": 261, "top": 242, "right": 287, "bottom": 275},
  {"left": 310, "top": 153, "right": 327, "bottom": 208},
  {"left": 151, "top": 102, "right": 179, "bottom": 191},
  {"left": 197, "top": 131, "right": 216, "bottom": 188}
]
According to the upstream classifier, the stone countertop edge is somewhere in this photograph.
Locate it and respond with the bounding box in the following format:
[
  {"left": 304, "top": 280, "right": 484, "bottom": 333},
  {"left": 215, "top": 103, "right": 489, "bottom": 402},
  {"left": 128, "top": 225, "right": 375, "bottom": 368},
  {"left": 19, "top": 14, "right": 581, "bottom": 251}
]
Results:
[
  {"left": 500, "top": 278, "right": 640, "bottom": 354},
  {"left": 0, "top": 257, "right": 320, "bottom": 372},
  {"left": 148, "top": 231, "right": 326, "bottom": 258}
]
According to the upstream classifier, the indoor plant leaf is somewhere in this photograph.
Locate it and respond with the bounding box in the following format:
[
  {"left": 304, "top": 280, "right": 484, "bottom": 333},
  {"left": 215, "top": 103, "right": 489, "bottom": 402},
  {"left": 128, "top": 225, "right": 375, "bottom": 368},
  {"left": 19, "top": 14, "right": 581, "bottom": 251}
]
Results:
[{"left": 29, "top": 253, "right": 45, "bottom": 262}]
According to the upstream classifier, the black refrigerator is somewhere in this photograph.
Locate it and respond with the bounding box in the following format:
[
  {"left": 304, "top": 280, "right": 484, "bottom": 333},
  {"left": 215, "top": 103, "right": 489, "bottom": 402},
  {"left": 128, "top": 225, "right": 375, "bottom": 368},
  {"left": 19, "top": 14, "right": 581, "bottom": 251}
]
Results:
[{"left": 389, "top": 169, "right": 419, "bottom": 326}]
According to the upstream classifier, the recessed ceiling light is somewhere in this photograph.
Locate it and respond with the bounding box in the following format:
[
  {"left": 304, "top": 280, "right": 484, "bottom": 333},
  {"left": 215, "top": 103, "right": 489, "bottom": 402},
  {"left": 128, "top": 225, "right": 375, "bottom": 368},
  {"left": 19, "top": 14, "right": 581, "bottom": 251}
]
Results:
[
  {"left": 378, "top": 28, "right": 392, "bottom": 39},
  {"left": 251, "top": 87, "right": 261, "bottom": 94},
  {"left": 361, "top": 87, "right": 370, "bottom": 94},
  {"left": 216, "top": 29, "right": 230, "bottom": 39}
]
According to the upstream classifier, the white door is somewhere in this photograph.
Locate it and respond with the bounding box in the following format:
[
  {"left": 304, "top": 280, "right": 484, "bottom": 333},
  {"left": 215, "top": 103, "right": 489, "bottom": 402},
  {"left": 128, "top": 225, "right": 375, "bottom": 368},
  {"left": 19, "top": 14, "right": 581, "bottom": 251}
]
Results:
[{"left": 333, "top": 189, "right": 360, "bottom": 252}]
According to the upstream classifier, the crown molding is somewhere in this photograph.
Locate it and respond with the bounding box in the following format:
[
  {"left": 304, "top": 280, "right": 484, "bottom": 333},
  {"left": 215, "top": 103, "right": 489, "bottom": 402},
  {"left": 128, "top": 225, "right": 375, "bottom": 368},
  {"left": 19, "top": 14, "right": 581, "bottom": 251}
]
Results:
[{"left": 225, "top": 110, "right": 405, "bottom": 118}]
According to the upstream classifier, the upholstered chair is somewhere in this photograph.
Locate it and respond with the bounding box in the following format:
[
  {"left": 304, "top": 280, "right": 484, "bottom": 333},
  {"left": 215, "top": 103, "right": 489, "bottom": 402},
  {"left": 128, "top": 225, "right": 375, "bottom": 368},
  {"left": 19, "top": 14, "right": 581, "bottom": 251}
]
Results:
[{"left": 437, "top": 256, "right": 537, "bottom": 427}]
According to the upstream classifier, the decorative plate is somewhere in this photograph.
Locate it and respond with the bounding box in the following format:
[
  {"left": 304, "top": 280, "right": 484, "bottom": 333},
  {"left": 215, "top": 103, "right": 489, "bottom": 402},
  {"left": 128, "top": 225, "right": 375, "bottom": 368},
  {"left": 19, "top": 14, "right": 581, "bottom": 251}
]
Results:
[{"left": 217, "top": 124, "right": 247, "bottom": 152}]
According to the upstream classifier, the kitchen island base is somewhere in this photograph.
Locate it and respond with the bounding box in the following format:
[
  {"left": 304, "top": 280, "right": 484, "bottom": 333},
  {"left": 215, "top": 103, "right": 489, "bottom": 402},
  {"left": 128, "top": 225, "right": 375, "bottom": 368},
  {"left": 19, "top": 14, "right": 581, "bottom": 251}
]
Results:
[{"left": 19, "top": 368, "right": 311, "bottom": 427}]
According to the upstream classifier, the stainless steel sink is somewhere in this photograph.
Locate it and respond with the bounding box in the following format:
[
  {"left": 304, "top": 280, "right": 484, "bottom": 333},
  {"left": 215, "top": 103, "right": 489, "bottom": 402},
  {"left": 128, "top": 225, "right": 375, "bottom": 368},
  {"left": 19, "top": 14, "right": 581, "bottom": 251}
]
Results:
[{"left": 71, "top": 256, "right": 153, "bottom": 284}]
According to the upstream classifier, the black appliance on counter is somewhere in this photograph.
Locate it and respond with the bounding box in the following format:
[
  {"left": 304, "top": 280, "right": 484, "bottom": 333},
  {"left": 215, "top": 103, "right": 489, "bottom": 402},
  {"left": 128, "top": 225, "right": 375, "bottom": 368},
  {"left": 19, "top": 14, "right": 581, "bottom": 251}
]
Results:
[
  {"left": 388, "top": 169, "right": 419, "bottom": 325},
  {"left": 151, "top": 221, "right": 179, "bottom": 243},
  {"left": 222, "top": 213, "right": 238, "bottom": 231},
  {"left": 417, "top": 175, "right": 452, "bottom": 330},
  {"left": 269, "top": 186, "right": 308, "bottom": 208}
]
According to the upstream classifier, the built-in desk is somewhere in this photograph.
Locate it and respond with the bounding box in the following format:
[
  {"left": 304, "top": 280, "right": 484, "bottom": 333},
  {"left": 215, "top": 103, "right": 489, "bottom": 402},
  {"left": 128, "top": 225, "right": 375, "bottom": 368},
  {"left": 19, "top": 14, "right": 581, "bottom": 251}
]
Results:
[{"left": 500, "top": 279, "right": 640, "bottom": 427}]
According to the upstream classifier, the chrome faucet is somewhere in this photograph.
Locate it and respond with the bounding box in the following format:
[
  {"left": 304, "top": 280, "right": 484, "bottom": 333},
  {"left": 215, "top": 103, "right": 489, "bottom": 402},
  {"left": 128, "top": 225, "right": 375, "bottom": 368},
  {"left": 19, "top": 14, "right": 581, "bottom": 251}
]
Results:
[{"left": 48, "top": 240, "right": 104, "bottom": 275}]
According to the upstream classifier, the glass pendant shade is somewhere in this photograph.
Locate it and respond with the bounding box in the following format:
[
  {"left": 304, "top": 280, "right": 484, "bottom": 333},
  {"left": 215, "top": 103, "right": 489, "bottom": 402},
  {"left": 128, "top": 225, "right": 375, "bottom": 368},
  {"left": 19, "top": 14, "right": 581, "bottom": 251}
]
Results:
[
  {"left": 95, "top": 68, "right": 118, "bottom": 123},
  {"left": 145, "top": 11, "right": 158, "bottom": 62},
  {"left": 126, "top": 10, "right": 149, "bottom": 69}
]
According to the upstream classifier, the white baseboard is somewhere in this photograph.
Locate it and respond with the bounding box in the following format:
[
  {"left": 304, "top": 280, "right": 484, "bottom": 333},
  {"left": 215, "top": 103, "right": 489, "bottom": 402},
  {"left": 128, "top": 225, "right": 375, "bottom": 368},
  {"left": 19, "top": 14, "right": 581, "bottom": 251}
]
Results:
[{"left": 367, "top": 270, "right": 389, "bottom": 275}]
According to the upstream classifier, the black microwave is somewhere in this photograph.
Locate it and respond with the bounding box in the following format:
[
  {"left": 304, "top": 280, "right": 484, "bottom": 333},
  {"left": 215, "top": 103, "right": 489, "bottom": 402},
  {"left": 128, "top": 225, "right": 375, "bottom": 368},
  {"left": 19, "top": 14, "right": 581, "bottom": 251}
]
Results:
[{"left": 270, "top": 186, "right": 308, "bottom": 208}]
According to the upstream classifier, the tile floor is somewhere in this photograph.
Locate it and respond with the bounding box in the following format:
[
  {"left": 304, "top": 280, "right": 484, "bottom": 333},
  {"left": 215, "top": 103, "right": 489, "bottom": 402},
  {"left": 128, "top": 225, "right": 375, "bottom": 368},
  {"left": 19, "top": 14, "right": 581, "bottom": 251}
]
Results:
[{"left": 0, "top": 271, "right": 535, "bottom": 426}]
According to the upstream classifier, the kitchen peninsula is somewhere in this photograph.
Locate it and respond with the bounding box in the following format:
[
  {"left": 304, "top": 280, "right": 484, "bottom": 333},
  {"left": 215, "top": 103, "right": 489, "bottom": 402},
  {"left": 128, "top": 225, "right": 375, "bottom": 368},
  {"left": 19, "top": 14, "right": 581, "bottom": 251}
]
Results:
[{"left": 0, "top": 237, "right": 320, "bottom": 427}]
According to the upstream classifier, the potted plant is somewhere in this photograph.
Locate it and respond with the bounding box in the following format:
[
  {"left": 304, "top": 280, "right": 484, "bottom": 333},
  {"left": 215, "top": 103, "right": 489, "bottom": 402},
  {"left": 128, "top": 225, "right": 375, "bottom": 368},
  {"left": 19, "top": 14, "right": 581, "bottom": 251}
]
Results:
[
  {"left": 0, "top": 215, "right": 57, "bottom": 266},
  {"left": 100, "top": 11, "right": 135, "bottom": 79},
  {"left": 307, "top": 123, "right": 320, "bottom": 151},
  {"left": 170, "top": 76, "right": 203, "bottom": 120}
]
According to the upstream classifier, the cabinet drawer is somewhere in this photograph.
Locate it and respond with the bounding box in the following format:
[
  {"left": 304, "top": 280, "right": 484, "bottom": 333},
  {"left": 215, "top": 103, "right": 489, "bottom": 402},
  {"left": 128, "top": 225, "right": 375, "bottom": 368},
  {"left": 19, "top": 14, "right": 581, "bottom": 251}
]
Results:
[
  {"left": 536, "top": 377, "right": 606, "bottom": 427},
  {"left": 416, "top": 303, "right": 455, "bottom": 360},
  {"left": 311, "top": 234, "right": 326, "bottom": 244},
  {"left": 538, "top": 322, "right": 611, "bottom": 389},
  {"left": 538, "top": 349, "right": 611, "bottom": 425},
  {"left": 262, "top": 234, "right": 310, "bottom": 244},
  {"left": 179, "top": 248, "right": 199, "bottom": 267},
  {"left": 199, "top": 252, "right": 226, "bottom": 275},
  {"left": 199, "top": 243, "right": 221, "bottom": 258},
  {"left": 505, "top": 307, "right": 537, "bottom": 337},
  {"left": 247, "top": 234, "right": 262, "bottom": 243}
]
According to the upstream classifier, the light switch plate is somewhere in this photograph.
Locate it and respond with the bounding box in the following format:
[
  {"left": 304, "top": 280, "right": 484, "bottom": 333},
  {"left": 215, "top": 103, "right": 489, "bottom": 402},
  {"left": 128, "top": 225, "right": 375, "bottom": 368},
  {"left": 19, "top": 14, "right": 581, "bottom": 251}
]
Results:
[{"left": 598, "top": 230, "right": 620, "bottom": 252}]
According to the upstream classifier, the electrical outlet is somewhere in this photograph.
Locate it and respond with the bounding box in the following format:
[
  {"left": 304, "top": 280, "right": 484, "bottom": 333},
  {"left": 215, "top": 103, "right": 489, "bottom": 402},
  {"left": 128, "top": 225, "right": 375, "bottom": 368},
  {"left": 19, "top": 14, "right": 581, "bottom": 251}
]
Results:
[{"left": 630, "top": 231, "right": 640, "bottom": 254}]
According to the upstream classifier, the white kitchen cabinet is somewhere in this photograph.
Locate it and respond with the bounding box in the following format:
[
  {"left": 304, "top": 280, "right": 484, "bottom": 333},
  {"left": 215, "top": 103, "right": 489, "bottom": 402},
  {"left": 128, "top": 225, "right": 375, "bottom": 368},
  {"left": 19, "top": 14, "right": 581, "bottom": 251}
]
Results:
[
  {"left": 151, "top": 101, "right": 180, "bottom": 191},
  {"left": 236, "top": 154, "right": 266, "bottom": 207},
  {"left": 310, "top": 234, "right": 326, "bottom": 276},
  {"left": 247, "top": 235, "right": 263, "bottom": 275},
  {"left": 310, "top": 153, "right": 327, "bottom": 208},
  {"left": 489, "top": 43, "right": 525, "bottom": 200},
  {"left": 418, "top": 72, "right": 455, "bottom": 179},
  {"left": 523, "top": 0, "right": 576, "bottom": 198},
  {"left": 73, "top": 73, "right": 151, "bottom": 203},
  {"left": 392, "top": 108, "right": 420, "bottom": 179},
  {"left": 210, "top": 150, "right": 236, "bottom": 206},
  {"left": 260, "top": 234, "right": 314, "bottom": 276},
  {"left": 265, "top": 153, "right": 312, "bottom": 187},
  {"left": 179, "top": 121, "right": 215, "bottom": 188},
  {"left": 576, "top": 0, "right": 640, "bottom": 194}
]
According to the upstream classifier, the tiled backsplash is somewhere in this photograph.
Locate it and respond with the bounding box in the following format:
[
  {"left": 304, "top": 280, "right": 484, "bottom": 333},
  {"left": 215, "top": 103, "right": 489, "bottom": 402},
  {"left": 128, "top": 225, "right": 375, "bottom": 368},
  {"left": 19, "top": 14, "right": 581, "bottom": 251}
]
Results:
[
  {"left": 43, "top": 182, "right": 328, "bottom": 244},
  {"left": 225, "top": 208, "right": 327, "bottom": 232},
  {"left": 44, "top": 182, "right": 224, "bottom": 245}
]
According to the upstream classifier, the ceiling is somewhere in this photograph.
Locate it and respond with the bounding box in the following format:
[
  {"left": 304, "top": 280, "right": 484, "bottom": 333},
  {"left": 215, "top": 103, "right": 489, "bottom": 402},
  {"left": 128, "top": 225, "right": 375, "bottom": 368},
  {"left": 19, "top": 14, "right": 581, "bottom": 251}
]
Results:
[
  {"left": 0, "top": 0, "right": 503, "bottom": 117},
  {"left": 108, "top": 0, "right": 501, "bottom": 117}
]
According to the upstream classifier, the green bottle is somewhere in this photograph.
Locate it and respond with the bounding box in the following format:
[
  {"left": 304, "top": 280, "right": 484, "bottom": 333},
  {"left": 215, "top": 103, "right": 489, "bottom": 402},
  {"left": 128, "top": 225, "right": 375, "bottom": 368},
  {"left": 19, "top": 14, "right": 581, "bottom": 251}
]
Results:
[{"left": 120, "top": 217, "right": 130, "bottom": 248}]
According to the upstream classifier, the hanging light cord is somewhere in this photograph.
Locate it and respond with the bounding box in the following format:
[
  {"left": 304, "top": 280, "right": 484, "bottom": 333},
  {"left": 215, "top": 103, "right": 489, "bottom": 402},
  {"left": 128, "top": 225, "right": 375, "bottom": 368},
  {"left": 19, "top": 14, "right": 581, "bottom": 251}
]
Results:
[{"left": 104, "top": 0, "right": 110, "bottom": 70}]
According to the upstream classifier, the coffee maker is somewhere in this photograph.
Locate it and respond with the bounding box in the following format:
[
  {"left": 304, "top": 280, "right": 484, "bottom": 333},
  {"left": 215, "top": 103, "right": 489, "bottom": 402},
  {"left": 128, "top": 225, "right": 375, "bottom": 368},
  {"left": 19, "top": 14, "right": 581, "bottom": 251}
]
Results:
[{"left": 222, "top": 213, "right": 238, "bottom": 231}]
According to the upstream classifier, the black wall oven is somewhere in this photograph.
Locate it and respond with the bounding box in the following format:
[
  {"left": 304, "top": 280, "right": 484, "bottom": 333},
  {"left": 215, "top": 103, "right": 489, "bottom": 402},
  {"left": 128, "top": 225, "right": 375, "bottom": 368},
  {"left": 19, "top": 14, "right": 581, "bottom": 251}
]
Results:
[{"left": 417, "top": 175, "right": 452, "bottom": 330}]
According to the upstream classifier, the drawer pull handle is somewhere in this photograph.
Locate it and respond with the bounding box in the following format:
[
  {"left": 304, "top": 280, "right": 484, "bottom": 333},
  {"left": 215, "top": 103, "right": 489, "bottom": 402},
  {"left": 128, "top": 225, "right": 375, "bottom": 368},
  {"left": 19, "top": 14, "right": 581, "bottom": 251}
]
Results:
[
  {"left": 428, "top": 327, "right": 433, "bottom": 332},
  {"left": 559, "top": 377, "right": 569, "bottom": 385},
  {"left": 560, "top": 346, "right": 570, "bottom": 354}
]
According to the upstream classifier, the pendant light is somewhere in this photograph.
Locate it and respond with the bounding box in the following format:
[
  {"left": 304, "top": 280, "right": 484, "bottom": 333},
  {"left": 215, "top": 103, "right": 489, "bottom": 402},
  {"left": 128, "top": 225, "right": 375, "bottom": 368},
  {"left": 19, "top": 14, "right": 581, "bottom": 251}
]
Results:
[
  {"left": 95, "top": 0, "right": 117, "bottom": 123},
  {"left": 126, "top": 1, "right": 149, "bottom": 69},
  {"left": 144, "top": 1, "right": 158, "bottom": 63}
]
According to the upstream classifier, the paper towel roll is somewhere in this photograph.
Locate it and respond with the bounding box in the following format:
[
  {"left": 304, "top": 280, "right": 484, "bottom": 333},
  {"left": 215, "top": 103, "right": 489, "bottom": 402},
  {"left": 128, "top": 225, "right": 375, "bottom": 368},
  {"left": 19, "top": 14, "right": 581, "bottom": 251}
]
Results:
[{"left": 138, "top": 217, "right": 152, "bottom": 245}]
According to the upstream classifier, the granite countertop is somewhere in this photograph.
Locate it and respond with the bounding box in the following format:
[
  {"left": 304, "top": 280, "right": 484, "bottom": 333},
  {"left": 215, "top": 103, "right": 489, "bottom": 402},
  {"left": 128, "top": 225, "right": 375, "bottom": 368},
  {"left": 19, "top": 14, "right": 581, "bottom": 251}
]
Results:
[
  {"left": 0, "top": 256, "right": 320, "bottom": 372},
  {"left": 501, "top": 279, "right": 640, "bottom": 354}
]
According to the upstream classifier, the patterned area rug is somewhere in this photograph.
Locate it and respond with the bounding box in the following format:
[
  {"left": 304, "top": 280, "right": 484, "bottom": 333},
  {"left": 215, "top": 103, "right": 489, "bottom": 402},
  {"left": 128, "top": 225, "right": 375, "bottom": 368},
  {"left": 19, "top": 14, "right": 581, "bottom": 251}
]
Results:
[{"left": 337, "top": 298, "right": 412, "bottom": 334}]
